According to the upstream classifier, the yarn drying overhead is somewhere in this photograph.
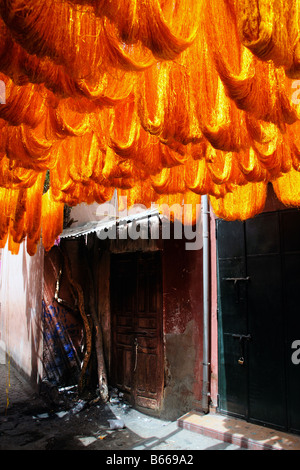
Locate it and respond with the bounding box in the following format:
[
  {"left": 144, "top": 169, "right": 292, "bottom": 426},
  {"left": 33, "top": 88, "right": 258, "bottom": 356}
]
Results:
[{"left": 0, "top": 0, "right": 300, "bottom": 254}]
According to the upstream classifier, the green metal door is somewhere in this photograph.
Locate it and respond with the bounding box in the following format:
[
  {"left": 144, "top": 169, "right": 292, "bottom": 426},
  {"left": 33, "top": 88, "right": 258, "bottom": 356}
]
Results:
[
  {"left": 217, "top": 209, "right": 300, "bottom": 433},
  {"left": 217, "top": 220, "right": 249, "bottom": 419}
]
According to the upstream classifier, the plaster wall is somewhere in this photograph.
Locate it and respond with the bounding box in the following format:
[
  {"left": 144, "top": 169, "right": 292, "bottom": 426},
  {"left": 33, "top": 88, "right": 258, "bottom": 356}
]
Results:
[
  {"left": 162, "top": 237, "right": 203, "bottom": 420},
  {"left": 0, "top": 241, "right": 44, "bottom": 387}
]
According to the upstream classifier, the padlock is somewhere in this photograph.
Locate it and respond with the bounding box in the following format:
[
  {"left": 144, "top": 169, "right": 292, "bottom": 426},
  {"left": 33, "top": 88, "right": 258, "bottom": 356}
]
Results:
[{"left": 238, "top": 357, "right": 244, "bottom": 365}]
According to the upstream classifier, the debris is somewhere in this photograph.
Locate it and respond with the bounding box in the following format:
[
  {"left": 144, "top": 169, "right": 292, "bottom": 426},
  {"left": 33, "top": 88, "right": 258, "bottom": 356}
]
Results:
[
  {"left": 77, "top": 436, "right": 97, "bottom": 447},
  {"left": 40, "top": 379, "right": 62, "bottom": 405},
  {"left": 68, "top": 399, "right": 87, "bottom": 416},
  {"left": 58, "top": 385, "right": 78, "bottom": 394},
  {"left": 55, "top": 411, "right": 68, "bottom": 418},
  {"left": 121, "top": 403, "right": 130, "bottom": 411},
  {"left": 108, "top": 418, "right": 125, "bottom": 430},
  {"left": 110, "top": 397, "right": 120, "bottom": 404},
  {"left": 33, "top": 413, "right": 49, "bottom": 420}
]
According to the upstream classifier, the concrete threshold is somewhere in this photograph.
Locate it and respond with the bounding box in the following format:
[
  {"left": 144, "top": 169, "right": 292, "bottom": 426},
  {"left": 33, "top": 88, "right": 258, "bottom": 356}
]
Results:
[{"left": 177, "top": 411, "right": 300, "bottom": 450}]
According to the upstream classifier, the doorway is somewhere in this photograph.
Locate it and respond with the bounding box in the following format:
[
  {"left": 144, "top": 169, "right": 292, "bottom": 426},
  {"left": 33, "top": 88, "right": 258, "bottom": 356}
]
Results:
[
  {"left": 110, "top": 251, "right": 164, "bottom": 411},
  {"left": 217, "top": 209, "right": 300, "bottom": 433}
]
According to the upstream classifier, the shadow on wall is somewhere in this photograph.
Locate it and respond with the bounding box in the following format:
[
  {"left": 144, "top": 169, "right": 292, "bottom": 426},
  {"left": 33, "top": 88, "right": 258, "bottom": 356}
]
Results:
[
  {"left": 24, "top": 243, "right": 44, "bottom": 385},
  {"left": 42, "top": 301, "right": 82, "bottom": 386},
  {"left": 0, "top": 242, "right": 44, "bottom": 388},
  {"left": 42, "top": 246, "right": 83, "bottom": 388}
]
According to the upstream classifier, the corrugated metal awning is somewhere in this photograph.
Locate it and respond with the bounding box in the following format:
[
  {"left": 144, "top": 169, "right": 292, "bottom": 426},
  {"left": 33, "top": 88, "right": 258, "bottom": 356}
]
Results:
[{"left": 60, "top": 208, "right": 162, "bottom": 239}]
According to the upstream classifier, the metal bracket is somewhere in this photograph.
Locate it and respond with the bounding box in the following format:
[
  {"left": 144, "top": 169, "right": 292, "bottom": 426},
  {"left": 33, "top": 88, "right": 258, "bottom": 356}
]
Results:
[
  {"left": 231, "top": 333, "right": 252, "bottom": 341},
  {"left": 223, "top": 276, "right": 250, "bottom": 303},
  {"left": 223, "top": 276, "right": 250, "bottom": 285}
]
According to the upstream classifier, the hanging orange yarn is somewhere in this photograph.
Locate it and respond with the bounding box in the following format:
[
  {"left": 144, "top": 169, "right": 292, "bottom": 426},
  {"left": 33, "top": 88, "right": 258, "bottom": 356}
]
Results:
[
  {"left": 210, "top": 181, "right": 268, "bottom": 221},
  {"left": 25, "top": 171, "right": 46, "bottom": 256},
  {"left": 41, "top": 189, "right": 64, "bottom": 252},
  {"left": 0, "top": 1, "right": 300, "bottom": 254}
]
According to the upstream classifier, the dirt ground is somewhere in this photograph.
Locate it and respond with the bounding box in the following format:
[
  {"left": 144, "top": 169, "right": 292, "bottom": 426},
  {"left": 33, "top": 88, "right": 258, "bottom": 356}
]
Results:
[
  {"left": 0, "top": 362, "right": 242, "bottom": 453},
  {"left": 0, "top": 384, "right": 155, "bottom": 451}
]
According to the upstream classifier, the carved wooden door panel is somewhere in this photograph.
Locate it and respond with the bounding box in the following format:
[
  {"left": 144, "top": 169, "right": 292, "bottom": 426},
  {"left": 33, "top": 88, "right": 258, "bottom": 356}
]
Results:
[{"left": 110, "top": 251, "right": 164, "bottom": 411}]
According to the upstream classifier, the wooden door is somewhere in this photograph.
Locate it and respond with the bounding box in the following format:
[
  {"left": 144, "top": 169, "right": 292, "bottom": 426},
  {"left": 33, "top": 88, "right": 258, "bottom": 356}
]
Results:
[{"left": 110, "top": 251, "right": 164, "bottom": 411}]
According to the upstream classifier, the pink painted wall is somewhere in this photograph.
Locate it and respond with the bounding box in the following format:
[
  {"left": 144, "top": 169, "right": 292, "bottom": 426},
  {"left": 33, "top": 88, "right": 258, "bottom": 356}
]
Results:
[
  {"left": 0, "top": 241, "right": 44, "bottom": 387},
  {"left": 209, "top": 209, "right": 218, "bottom": 408}
]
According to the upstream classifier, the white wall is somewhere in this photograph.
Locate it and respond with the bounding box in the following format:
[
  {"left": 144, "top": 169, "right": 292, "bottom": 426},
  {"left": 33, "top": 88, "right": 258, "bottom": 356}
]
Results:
[{"left": 0, "top": 241, "right": 44, "bottom": 386}]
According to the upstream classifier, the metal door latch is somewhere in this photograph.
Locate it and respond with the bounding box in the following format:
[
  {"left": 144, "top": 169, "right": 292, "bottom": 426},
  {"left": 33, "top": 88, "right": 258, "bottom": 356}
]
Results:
[
  {"left": 223, "top": 276, "right": 250, "bottom": 285},
  {"left": 134, "top": 338, "right": 138, "bottom": 372},
  {"left": 230, "top": 333, "right": 252, "bottom": 365},
  {"left": 232, "top": 333, "right": 252, "bottom": 341},
  {"left": 223, "top": 277, "right": 250, "bottom": 303}
]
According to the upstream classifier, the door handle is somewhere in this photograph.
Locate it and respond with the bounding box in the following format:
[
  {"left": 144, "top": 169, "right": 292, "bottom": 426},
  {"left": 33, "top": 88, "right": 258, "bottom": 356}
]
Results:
[{"left": 134, "top": 337, "right": 138, "bottom": 372}]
